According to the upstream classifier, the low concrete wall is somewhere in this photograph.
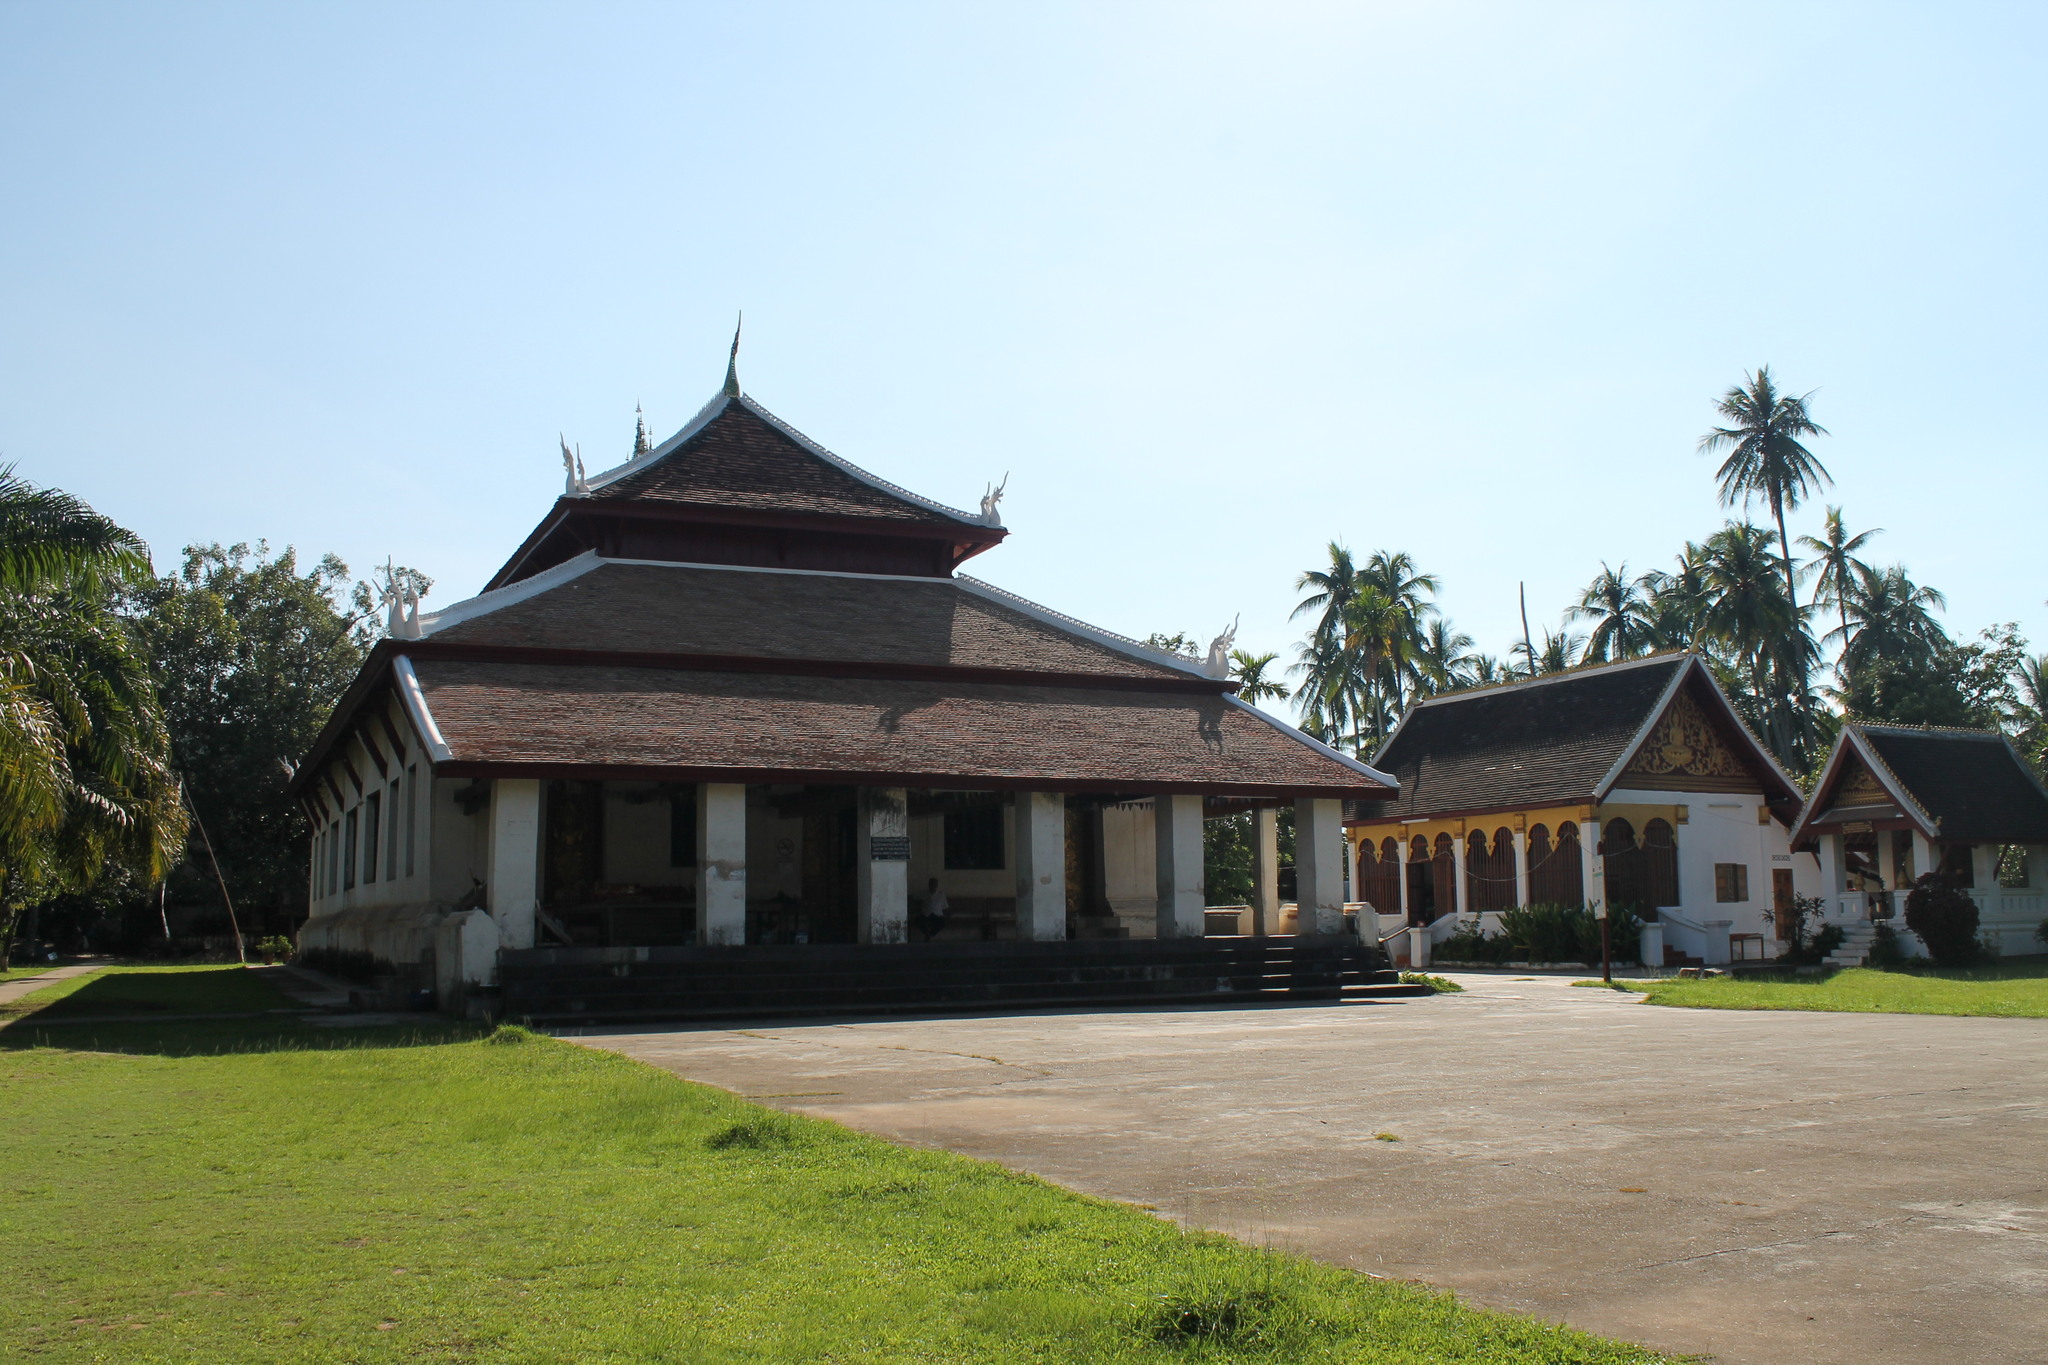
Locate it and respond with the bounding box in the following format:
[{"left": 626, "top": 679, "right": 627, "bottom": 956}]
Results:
[{"left": 298, "top": 900, "right": 452, "bottom": 969}]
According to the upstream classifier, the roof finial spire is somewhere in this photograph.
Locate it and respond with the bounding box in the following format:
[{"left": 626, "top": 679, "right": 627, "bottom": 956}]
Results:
[
  {"left": 632, "top": 401, "right": 652, "bottom": 458},
  {"left": 722, "top": 312, "right": 743, "bottom": 397}
]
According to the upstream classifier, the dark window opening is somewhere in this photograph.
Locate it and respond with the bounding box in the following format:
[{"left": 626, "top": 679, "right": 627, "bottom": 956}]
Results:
[
  {"left": 1714, "top": 862, "right": 1748, "bottom": 903},
  {"left": 944, "top": 804, "right": 1005, "bottom": 870},
  {"left": 343, "top": 810, "right": 359, "bottom": 891}
]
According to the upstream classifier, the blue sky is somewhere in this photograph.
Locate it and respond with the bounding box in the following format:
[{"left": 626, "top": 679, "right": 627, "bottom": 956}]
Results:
[{"left": 3, "top": 2, "right": 2042, "bottom": 696}]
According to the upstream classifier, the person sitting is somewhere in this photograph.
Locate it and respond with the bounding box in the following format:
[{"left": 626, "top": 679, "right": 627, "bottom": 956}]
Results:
[{"left": 915, "top": 878, "right": 949, "bottom": 942}]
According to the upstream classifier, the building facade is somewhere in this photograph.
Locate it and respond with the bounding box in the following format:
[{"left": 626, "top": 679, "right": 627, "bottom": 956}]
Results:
[
  {"left": 1791, "top": 723, "right": 2048, "bottom": 962},
  {"left": 287, "top": 373, "right": 1396, "bottom": 1003},
  {"left": 1345, "top": 653, "right": 1817, "bottom": 966}
]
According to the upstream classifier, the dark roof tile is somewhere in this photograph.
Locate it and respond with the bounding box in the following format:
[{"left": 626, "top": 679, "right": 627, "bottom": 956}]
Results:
[{"left": 1857, "top": 726, "right": 2048, "bottom": 843}]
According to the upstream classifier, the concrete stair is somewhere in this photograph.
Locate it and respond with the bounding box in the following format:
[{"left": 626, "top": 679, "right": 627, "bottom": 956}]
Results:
[
  {"left": 497, "top": 935, "right": 1418, "bottom": 1025},
  {"left": 1823, "top": 923, "right": 1877, "bottom": 968}
]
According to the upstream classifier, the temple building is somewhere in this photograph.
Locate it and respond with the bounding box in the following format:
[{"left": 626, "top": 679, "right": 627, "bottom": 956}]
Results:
[
  {"left": 1344, "top": 653, "right": 1815, "bottom": 967},
  {"left": 286, "top": 360, "right": 1397, "bottom": 1015},
  {"left": 1790, "top": 723, "right": 2048, "bottom": 962}
]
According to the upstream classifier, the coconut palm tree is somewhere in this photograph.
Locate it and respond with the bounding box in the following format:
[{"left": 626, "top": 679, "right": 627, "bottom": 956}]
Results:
[
  {"left": 1698, "top": 367, "right": 1831, "bottom": 609},
  {"left": 1358, "top": 550, "right": 1440, "bottom": 710},
  {"left": 0, "top": 466, "right": 184, "bottom": 956},
  {"left": 1228, "top": 650, "right": 1291, "bottom": 707},
  {"left": 1414, "top": 618, "right": 1476, "bottom": 696},
  {"left": 1693, "top": 522, "right": 1819, "bottom": 769},
  {"left": 1643, "top": 542, "right": 1712, "bottom": 650},
  {"left": 1531, "top": 627, "right": 1585, "bottom": 675},
  {"left": 1829, "top": 563, "right": 1948, "bottom": 679},
  {"left": 1291, "top": 543, "right": 1361, "bottom": 652},
  {"left": 1571, "top": 562, "right": 1660, "bottom": 662},
  {"left": 1796, "top": 507, "right": 1881, "bottom": 673}
]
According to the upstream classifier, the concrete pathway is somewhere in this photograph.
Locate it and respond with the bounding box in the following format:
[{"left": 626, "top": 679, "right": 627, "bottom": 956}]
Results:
[
  {"left": 573, "top": 973, "right": 2048, "bottom": 1365},
  {"left": 0, "top": 961, "right": 104, "bottom": 1005}
]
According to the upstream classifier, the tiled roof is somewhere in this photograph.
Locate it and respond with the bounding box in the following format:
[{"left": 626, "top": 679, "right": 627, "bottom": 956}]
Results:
[
  {"left": 428, "top": 560, "right": 1192, "bottom": 681},
  {"left": 1351, "top": 657, "right": 1690, "bottom": 819},
  {"left": 588, "top": 397, "right": 972, "bottom": 526},
  {"left": 409, "top": 659, "right": 1391, "bottom": 795},
  {"left": 1855, "top": 726, "right": 2048, "bottom": 843}
]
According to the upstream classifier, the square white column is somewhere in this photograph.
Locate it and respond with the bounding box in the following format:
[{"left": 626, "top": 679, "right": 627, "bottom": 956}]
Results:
[
  {"left": 1295, "top": 797, "right": 1345, "bottom": 935},
  {"left": 1251, "top": 807, "right": 1280, "bottom": 936},
  {"left": 488, "top": 777, "right": 542, "bottom": 950},
  {"left": 857, "top": 786, "right": 910, "bottom": 944},
  {"left": 1818, "top": 832, "right": 1845, "bottom": 895},
  {"left": 1909, "top": 831, "right": 1938, "bottom": 889},
  {"left": 1014, "top": 791, "right": 1068, "bottom": 940},
  {"left": 1154, "top": 793, "right": 1205, "bottom": 938},
  {"left": 696, "top": 782, "right": 747, "bottom": 946},
  {"left": 1512, "top": 829, "right": 1531, "bottom": 908},
  {"left": 1581, "top": 815, "right": 1603, "bottom": 911},
  {"left": 1450, "top": 833, "right": 1470, "bottom": 919},
  {"left": 1970, "top": 842, "right": 1998, "bottom": 890},
  {"left": 1395, "top": 832, "right": 1411, "bottom": 918}
]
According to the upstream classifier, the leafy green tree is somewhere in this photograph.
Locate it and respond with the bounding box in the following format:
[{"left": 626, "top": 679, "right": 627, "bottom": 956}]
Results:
[
  {"left": 126, "top": 543, "right": 400, "bottom": 938},
  {"left": 0, "top": 467, "right": 184, "bottom": 960},
  {"left": 1699, "top": 366, "right": 1831, "bottom": 610},
  {"left": 1413, "top": 618, "right": 1475, "bottom": 695},
  {"left": 1693, "top": 522, "right": 1819, "bottom": 770},
  {"left": 1828, "top": 563, "right": 1947, "bottom": 681}
]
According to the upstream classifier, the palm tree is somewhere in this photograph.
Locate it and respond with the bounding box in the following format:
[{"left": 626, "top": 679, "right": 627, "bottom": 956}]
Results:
[
  {"left": 1532, "top": 626, "right": 1585, "bottom": 675},
  {"left": 1829, "top": 563, "right": 1948, "bottom": 679},
  {"left": 1291, "top": 543, "right": 1360, "bottom": 653},
  {"left": 1643, "top": 542, "right": 1712, "bottom": 650},
  {"left": 1359, "top": 550, "right": 1440, "bottom": 711},
  {"left": 1698, "top": 366, "right": 1831, "bottom": 609},
  {"left": 1571, "top": 562, "right": 1659, "bottom": 662},
  {"left": 1795, "top": 507, "right": 1881, "bottom": 675},
  {"left": 1694, "top": 521, "right": 1817, "bottom": 768},
  {"left": 1413, "top": 618, "right": 1475, "bottom": 696},
  {"left": 0, "top": 467, "right": 185, "bottom": 957},
  {"left": 1228, "top": 650, "right": 1291, "bottom": 707}
]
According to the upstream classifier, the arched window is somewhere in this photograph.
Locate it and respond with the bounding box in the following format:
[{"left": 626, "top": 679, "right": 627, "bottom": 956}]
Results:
[
  {"left": 1430, "top": 833, "right": 1457, "bottom": 922},
  {"left": 1464, "top": 829, "right": 1490, "bottom": 913},
  {"left": 1531, "top": 820, "right": 1585, "bottom": 905},
  {"left": 1489, "top": 827, "right": 1518, "bottom": 911},
  {"left": 1355, "top": 835, "right": 1400, "bottom": 912},
  {"left": 1642, "top": 818, "right": 1678, "bottom": 911},
  {"left": 1465, "top": 827, "right": 1515, "bottom": 913},
  {"left": 1601, "top": 817, "right": 1646, "bottom": 913}
]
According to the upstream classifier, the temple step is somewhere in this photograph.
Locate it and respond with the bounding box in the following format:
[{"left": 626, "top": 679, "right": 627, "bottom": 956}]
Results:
[{"left": 496, "top": 936, "right": 1418, "bottom": 1024}]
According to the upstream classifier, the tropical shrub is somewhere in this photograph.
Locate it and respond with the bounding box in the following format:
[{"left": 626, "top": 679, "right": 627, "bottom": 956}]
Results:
[
  {"left": 1903, "top": 873, "right": 1982, "bottom": 967},
  {"left": 1864, "top": 920, "right": 1910, "bottom": 970}
]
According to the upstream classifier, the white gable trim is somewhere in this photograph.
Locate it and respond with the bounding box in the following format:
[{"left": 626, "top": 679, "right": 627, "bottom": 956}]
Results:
[
  {"left": 392, "top": 655, "right": 454, "bottom": 763},
  {"left": 415, "top": 550, "right": 604, "bottom": 637},
  {"left": 1225, "top": 694, "right": 1397, "bottom": 787}
]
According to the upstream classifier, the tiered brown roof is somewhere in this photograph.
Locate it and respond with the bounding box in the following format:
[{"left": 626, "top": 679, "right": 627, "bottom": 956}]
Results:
[{"left": 286, "top": 380, "right": 1398, "bottom": 802}]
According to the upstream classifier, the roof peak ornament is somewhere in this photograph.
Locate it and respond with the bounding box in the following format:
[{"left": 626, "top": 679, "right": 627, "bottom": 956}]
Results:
[
  {"left": 376, "top": 557, "right": 423, "bottom": 640},
  {"left": 978, "top": 472, "right": 1008, "bottom": 527},
  {"left": 560, "top": 434, "right": 588, "bottom": 496},
  {"left": 722, "top": 312, "right": 743, "bottom": 397},
  {"left": 1204, "top": 616, "right": 1239, "bottom": 679},
  {"left": 632, "top": 403, "right": 652, "bottom": 458}
]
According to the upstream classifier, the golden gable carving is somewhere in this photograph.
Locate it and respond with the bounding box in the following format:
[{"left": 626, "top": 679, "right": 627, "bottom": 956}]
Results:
[
  {"left": 1621, "top": 687, "right": 1749, "bottom": 785},
  {"left": 1836, "top": 756, "right": 1889, "bottom": 806}
]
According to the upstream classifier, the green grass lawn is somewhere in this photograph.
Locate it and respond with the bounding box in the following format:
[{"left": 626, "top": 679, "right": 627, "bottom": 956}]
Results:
[
  {"left": 1619, "top": 960, "right": 2048, "bottom": 1018},
  {"left": 0, "top": 962, "right": 297, "bottom": 1020},
  {"left": 0, "top": 969, "right": 1670, "bottom": 1364}
]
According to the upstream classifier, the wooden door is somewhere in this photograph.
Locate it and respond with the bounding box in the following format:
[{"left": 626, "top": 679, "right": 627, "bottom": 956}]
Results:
[{"left": 1772, "top": 868, "right": 1795, "bottom": 938}]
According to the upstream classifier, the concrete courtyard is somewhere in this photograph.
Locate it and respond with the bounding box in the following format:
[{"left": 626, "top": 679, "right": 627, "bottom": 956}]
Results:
[{"left": 572, "top": 974, "right": 2048, "bottom": 1365}]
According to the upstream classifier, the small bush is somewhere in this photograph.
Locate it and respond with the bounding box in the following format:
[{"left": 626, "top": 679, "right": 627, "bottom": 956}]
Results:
[
  {"left": 706, "top": 1113, "right": 808, "bottom": 1151},
  {"left": 1904, "top": 873, "right": 1983, "bottom": 967},
  {"left": 1143, "top": 1284, "right": 1303, "bottom": 1350},
  {"left": 253, "top": 935, "right": 295, "bottom": 963},
  {"left": 1864, "top": 921, "right": 1909, "bottom": 970},
  {"left": 483, "top": 1023, "right": 538, "bottom": 1045},
  {"left": 2035, "top": 917, "right": 2048, "bottom": 948},
  {"left": 1399, "top": 972, "right": 1464, "bottom": 993}
]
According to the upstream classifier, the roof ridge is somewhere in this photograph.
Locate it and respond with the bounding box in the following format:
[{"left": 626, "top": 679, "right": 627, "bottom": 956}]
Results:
[
  {"left": 1853, "top": 721, "right": 2008, "bottom": 740},
  {"left": 1411, "top": 649, "right": 1691, "bottom": 708},
  {"left": 580, "top": 389, "right": 989, "bottom": 527}
]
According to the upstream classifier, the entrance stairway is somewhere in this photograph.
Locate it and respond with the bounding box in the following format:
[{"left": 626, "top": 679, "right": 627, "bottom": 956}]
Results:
[
  {"left": 497, "top": 935, "right": 1418, "bottom": 1026},
  {"left": 1823, "top": 923, "right": 1877, "bottom": 968}
]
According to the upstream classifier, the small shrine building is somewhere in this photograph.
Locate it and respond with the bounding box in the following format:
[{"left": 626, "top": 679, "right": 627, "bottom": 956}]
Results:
[
  {"left": 286, "top": 364, "right": 1396, "bottom": 1004},
  {"left": 1790, "top": 723, "right": 2048, "bottom": 959},
  {"left": 1345, "top": 653, "right": 1814, "bottom": 966}
]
